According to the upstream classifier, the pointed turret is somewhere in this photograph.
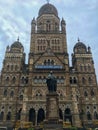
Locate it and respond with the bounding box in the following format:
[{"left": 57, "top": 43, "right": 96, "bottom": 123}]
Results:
[
  {"left": 61, "top": 18, "right": 66, "bottom": 33},
  {"left": 31, "top": 17, "right": 36, "bottom": 33}
]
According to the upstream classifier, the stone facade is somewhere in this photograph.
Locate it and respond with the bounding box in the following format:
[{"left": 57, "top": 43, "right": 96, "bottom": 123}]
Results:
[{"left": 0, "top": 2, "right": 98, "bottom": 128}]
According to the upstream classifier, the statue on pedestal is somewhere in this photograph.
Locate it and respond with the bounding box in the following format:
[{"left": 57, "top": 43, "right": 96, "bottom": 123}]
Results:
[{"left": 46, "top": 71, "right": 57, "bottom": 92}]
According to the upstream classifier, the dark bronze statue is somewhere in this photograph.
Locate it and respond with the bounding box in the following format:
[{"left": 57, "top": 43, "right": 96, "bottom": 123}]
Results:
[{"left": 46, "top": 71, "right": 57, "bottom": 92}]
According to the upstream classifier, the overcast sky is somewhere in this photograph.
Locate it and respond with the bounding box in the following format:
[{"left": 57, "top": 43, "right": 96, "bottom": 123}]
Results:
[{"left": 0, "top": 0, "right": 98, "bottom": 78}]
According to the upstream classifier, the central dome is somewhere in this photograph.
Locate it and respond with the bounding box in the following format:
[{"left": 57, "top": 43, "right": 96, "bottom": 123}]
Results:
[{"left": 38, "top": 3, "right": 58, "bottom": 17}]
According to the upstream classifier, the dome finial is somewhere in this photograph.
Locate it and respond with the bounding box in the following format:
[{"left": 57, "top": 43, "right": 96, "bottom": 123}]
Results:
[
  {"left": 78, "top": 37, "right": 80, "bottom": 42},
  {"left": 17, "top": 36, "right": 19, "bottom": 42},
  {"left": 46, "top": 0, "right": 50, "bottom": 3}
]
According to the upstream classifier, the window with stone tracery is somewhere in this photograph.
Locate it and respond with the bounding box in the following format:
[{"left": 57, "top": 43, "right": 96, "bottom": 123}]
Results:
[{"left": 35, "top": 91, "right": 42, "bottom": 99}]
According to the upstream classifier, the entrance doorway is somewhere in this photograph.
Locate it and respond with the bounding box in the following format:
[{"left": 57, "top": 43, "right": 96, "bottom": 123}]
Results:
[
  {"left": 37, "top": 108, "right": 45, "bottom": 125},
  {"left": 64, "top": 108, "right": 72, "bottom": 125},
  {"left": 29, "top": 108, "right": 36, "bottom": 125}
]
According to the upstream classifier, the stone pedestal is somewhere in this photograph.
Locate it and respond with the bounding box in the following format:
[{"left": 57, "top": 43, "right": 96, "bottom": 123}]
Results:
[
  {"left": 46, "top": 93, "right": 59, "bottom": 121},
  {"left": 44, "top": 92, "right": 63, "bottom": 130}
]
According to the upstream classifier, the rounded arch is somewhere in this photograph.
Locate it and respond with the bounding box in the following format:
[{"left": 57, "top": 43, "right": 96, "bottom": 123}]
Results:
[
  {"left": 29, "top": 108, "right": 36, "bottom": 125},
  {"left": 59, "top": 108, "right": 63, "bottom": 120},
  {"left": 37, "top": 108, "right": 45, "bottom": 125},
  {"left": 64, "top": 108, "right": 72, "bottom": 125}
]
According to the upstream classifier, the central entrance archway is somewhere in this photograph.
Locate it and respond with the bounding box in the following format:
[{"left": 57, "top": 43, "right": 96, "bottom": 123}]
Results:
[
  {"left": 64, "top": 108, "right": 72, "bottom": 125},
  {"left": 29, "top": 108, "right": 36, "bottom": 125},
  {"left": 37, "top": 108, "right": 45, "bottom": 125}
]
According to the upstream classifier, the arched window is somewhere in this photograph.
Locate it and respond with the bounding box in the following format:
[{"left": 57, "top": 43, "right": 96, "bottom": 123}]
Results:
[
  {"left": 34, "top": 76, "right": 38, "bottom": 83},
  {"left": 64, "top": 108, "right": 72, "bottom": 124},
  {"left": 59, "top": 109, "right": 63, "bottom": 120},
  {"left": 6, "top": 112, "right": 11, "bottom": 120},
  {"left": 84, "top": 91, "right": 88, "bottom": 97},
  {"left": 36, "top": 91, "right": 42, "bottom": 99},
  {"left": 12, "top": 77, "right": 16, "bottom": 84},
  {"left": 4, "top": 90, "right": 7, "bottom": 97},
  {"left": 39, "top": 76, "right": 42, "bottom": 83},
  {"left": 87, "top": 111, "right": 92, "bottom": 120},
  {"left": 76, "top": 95, "right": 79, "bottom": 101},
  {"left": 70, "top": 77, "right": 73, "bottom": 84},
  {"left": 37, "top": 108, "right": 45, "bottom": 124},
  {"left": 20, "top": 95, "right": 23, "bottom": 101},
  {"left": 46, "top": 20, "right": 51, "bottom": 31},
  {"left": 94, "top": 111, "right": 98, "bottom": 119},
  {"left": 16, "top": 108, "right": 22, "bottom": 120},
  {"left": 47, "top": 59, "right": 50, "bottom": 65},
  {"left": 91, "top": 89, "right": 94, "bottom": 96},
  {"left": 73, "top": 77, "right": 77, "bottom": 84},
  {"left": 7, "top": 65, "right": 9, "bottom": 70},
  {"left": 51, "top": 60, "right": 54, "bottom": 65},
  {"left": 88, "top": 77, "right": 92, "bottom": 84},
  {"left": 10, "top": 91, "right": 14, "bottom": 98},
  {"left": 5, "top": 77, "right": 9, "bottom": 84},
  {"left": 82, "top": 77, "right": 86, "bottom": 84},
  {"left": 29, "top": 108, "right": 36, "bottom": 125},
  {"left": 0, "top": 111, "right": 4, "bottom": 121},
  {"left": 43, "top": 76, "right": 46, "bottom": 83},
  {"left": 55, "top": 23, "right": 58, "bottom": 31},
  {"left": 21, "top": 77, "right": 25, "bottom": 84},
  {"left": 24, "top": 77, "right": 28, "bottom": 84}
]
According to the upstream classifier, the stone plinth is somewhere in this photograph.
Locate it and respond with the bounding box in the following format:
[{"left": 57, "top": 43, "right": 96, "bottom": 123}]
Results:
[
  {"left": 46, "top": 93, "right": 59, "bottom": 121},
  {"left": 44, "top": 92, "right": 63, "bottom": 130}
]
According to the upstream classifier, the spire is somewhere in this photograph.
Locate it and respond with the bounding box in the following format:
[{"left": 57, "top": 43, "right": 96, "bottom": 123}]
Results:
[
  {"left": 17, "top": 36, "right": 19, "bottom": 42},
  {"left": 78, "top": 37, "right": 80, "bottom": 42}
]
